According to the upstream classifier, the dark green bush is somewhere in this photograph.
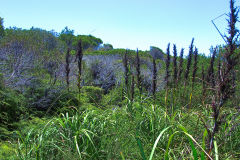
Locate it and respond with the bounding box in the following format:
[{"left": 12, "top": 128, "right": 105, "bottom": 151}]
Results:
[
  {"left": 81, "top": 86, "right": 104, "bottom": 104},
  {"left": 101, "top": 87, "right": 125, "bottom": 107},
  {"left": 0, "top": 87, "right": 24, "bottom": 125},
  {"left": 0, "top": 73, "right": 4, "bottom": 90},
  {"left": 0, "top": 141, "right": 16, "bottom": 159},
  {"left": 23, "top": 78, "right": 79, "bottom": 113}
]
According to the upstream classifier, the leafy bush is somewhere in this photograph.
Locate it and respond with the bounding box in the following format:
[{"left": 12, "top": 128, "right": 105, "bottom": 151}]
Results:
[
  {"left": 0, "top": 87, "right": 25, "bottom": 125},
  {"left": 23, "top": 78, "right": 79, "bottom": 113},
  {"left": 83, "top": 55, "right": 120, "bottom": 92},
  {"left": 0, "top": 73, "right": 4, "bottom": 89},
  {"left": 101, "top": 87, "right": 124, "bottom": 107},
  {"left": 0, "top": 141, "right": 16, "bottom": 159},
  {"left": 82, "top": 86, "right": 104, "bottom": 104}
]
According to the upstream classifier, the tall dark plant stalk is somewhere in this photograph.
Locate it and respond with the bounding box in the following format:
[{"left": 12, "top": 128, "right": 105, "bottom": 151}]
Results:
[
  {"left": 165, "top": 43, "right": 171, "bottom": 88},
  {"left": 135, "top": 48, "right": 142, "bottom": 94},
  {"left": 207, "top": 0, "right": 239, "bottom": 152},
  {"left": 201, "top": 63, "right": 206, "bottom": 103},
  {"left": 173, "top": 44, "right": 178, "bottom": 86},
  {"left": 177, "top": 48, "right": 184, "bottom": 84},
  {"left": 131, "top": 74, "right": 135, "bottom": 102},
  {"left": 164, "top": 43, "right": 171, "bottom": 108},
  {"left": 77, "top": 40, "right": 83, "bottom": 102},
  {"left": 152, "top": 58, "right": 157, "bottom": 101},
  {"left": 191, "top": 47, "right": 198, "bottom": 88},
  {"left": 65, "top": 48, "right": 71, "bottom": 92},
  {"left": 184, "top": 38, "right": 194, "bottom": 86},
  {"left": 217, "top": 56, "right": 221, "bottom": 83},
  {"left": 206, "top": 48, "right": 217, "bottom": 87},
  {"left": 123, "top": 49, "right": 129, "bottom": 94},
  {"left": 227, "top": 0, "right": 239, "bottom": 89}
]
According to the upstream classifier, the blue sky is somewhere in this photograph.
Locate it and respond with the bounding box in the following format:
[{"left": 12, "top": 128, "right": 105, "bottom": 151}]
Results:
[{"left": 0, "top": 0, "right": 239, "bottom": 55}]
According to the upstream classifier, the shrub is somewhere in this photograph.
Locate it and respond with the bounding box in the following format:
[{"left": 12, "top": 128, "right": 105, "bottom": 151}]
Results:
[
  {"left": 101, "top": 87, "right": 125, "bottom": 107},
  {"left": 82, "top": 86, "right": 104, "bottom": 104},
  {"left": 23, "top": 78, "right": 79, "bottom": 113},
  {"left": 0, "top": 141, "right": 16, "bottom": 159},
  {"left": 0, "top": 73, "right": 4, "bottom": 89},
  {"left": 0, "top": 87, "right": 24, "bottom": 125},
  {"left": 84, "top": 55, "right": 119, "bottom": 92}
]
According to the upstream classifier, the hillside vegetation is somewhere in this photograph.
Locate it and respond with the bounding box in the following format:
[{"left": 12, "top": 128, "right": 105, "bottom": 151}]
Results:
[{"left": 0, "top": 0, "right": 240, "bottom": 159}]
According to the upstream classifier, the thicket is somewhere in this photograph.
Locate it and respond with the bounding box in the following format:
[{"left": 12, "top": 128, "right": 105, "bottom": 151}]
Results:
[{"left": 0, "top": 0, "right": 240, "bottom": 159}]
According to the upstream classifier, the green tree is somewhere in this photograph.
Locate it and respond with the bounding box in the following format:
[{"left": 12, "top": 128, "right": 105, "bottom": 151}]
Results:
[
  {"left": 59, "top": 26, "right": 74, "bottom": 47},
  {"left": 149, "top": 46, "right": 164, "bottom": 60},
  {"left": 0, "top": 17, "right": 5, "bottom": 39},
  {"left": 101, "top": 43, "right": 113, "bottom": 51},
  {"left": 73, "top": 35, "right": 103, "bottom": 50}
]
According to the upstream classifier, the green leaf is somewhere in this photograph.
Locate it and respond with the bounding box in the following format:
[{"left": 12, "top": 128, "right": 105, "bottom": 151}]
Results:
[
  {"left": 149, "top": 126, "right": 171, "bottom": 160},
  {"left": 136, "top": 136, "right": 146, "bottom": 160},
  {"left": 164, "top": 131, "right": 179, "bottom": 160},
  {"left": 178, "top": 125, "right": 213, "bottom": 160},
  {"left": 189, "top": 138, "right": 198, "bottom": 160}
]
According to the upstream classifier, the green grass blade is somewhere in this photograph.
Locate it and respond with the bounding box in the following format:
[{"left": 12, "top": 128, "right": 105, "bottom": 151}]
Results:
[
  {"left": 214, "top": 140, "right": 218, "bottom": 160},
  {"left": 82, "top": 129, "right": 98, "bottom": 153},
  {"left": 178, "top": 125, "right": 198, "bottom": 160},
  {"left": 136, "top": 136, "right": 147, "bottom": 160},
  {"left": 178, "top": 127, "right": 213, "bottom": 160},
  {"left": 74, "top": 135, "right": 82, "bottom": 159},
  {"left": 201, "top": 129, "right": 208, "bottom": 160},
  {"left": 189, "top": 138, "right": 198, "bottom": 160},
  {"left": 149, "top": 126, "right": 171, "bottom": 160},
  {"left": 16, "top": 131, "right": 24, "bottom": 144},
  {"left": 120, "top": 151, "right": 126, "bottom": 160},
  {"left": 164, "top": 131, "right": 179, "bottom": 160}
]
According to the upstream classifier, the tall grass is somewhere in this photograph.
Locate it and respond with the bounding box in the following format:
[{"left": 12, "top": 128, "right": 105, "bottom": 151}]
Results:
[{"left": 15, "top": 92, "right": 240, "bottom": 159}]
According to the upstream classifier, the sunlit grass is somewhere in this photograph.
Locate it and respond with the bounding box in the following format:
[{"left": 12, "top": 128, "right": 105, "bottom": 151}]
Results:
[{"left": 12, "top": 98, "right": 239, "bottom": 159}]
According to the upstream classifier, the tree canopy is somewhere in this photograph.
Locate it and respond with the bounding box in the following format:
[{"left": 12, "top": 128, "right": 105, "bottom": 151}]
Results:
[{"left": 0, "top": 17, "right": 5, "bottom": 39}]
